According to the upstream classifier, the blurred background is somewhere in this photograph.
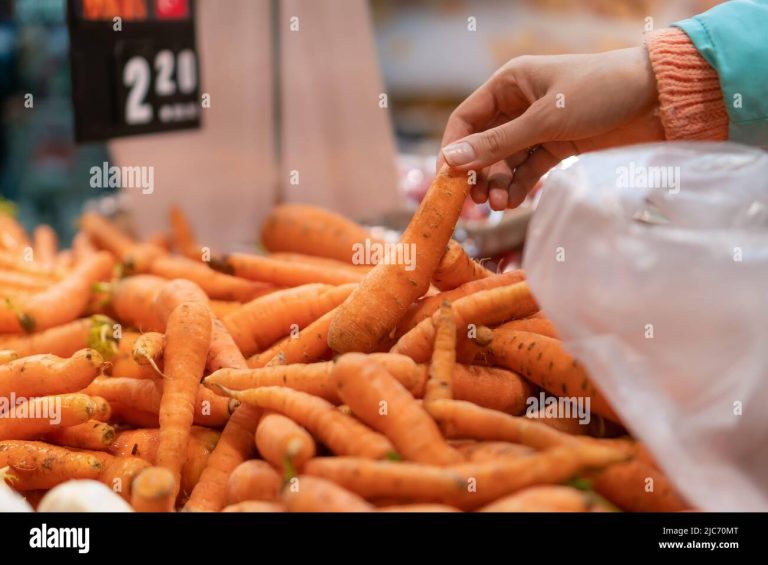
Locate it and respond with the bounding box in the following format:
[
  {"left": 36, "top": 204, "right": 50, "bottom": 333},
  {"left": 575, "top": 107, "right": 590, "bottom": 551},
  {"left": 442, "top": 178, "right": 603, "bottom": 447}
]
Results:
[{"left": 0, "top": 0, "right": 721, "bottom": 256}]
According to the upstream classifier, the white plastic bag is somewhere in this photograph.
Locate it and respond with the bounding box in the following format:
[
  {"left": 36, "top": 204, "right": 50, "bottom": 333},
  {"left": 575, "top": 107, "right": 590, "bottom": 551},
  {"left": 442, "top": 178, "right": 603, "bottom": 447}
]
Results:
[{"left": 523, "top": 142, "right": 768, "bottom": 511}]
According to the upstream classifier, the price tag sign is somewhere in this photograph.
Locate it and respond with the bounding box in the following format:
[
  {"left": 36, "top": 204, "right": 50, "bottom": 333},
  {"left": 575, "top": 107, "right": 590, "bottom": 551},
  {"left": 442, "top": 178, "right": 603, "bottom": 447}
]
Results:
[{"left": 67, "top": 0, "right": 201, "bottom": 142}]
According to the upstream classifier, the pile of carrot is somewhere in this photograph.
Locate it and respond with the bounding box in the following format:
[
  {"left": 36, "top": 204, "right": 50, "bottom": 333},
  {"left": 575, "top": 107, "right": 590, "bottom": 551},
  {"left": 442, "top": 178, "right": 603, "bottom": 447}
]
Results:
[{"left": 0, "top": 176, "right": 691, "bottom": 513}]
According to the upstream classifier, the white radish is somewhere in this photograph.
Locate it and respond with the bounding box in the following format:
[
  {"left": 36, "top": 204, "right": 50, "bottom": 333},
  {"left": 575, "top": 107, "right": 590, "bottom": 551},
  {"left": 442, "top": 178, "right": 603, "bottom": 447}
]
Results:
[{"left": 37, "top": 480, "right": 133, "bottom": 512}]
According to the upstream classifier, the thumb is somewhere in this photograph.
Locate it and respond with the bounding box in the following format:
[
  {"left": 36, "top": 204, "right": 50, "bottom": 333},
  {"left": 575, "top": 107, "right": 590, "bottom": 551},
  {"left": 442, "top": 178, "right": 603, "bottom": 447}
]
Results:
[{"left": 441, "top": 109, "right": 545, "bottom": 170}]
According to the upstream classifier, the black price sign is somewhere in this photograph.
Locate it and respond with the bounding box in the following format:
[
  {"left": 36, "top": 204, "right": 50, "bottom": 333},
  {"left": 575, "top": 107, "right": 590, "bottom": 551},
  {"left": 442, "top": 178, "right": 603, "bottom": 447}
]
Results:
[{"left": 67, "top": 0, "right": 201, "bottom": 142}]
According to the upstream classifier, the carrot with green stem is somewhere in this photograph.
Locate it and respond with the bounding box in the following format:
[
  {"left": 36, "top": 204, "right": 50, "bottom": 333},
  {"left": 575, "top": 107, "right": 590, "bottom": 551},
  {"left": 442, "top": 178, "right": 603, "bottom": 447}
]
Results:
[
  {"left": 0, "top": 315, "right": 116, "bottom": 359},
  {"left": 424, "top": 302, "right": 456, "bottom": 403},
  {"left": 32, "top": 225, "right": 57, "bottom": 270},
  {"left": 132, "top": 331, "right": 165, "bottom": 377},
  {"left": 490, "top": 330, "right": 619, "bottom": 422},
  {"left": 226, "top": 460, "right": 282, "bottom": 505},
  {"left": 0, "top": 252, "right": 114, "bottom": 333},
  {"left": 283, "top": 475, "right": 374, "bottom": 512},
  {"left": 332, "top": 354, "right": 461, "bottom": 465},
  {"left": 211, "top": 384, "right": 396, "bottom": 460},
  {"left": 397, "top": 270, "right": 526, "bottom": 335},
  {"left": 156, "top": 301, "right": 212, "bottom": 499},
  {"left": 131, "top": 466, "right": 176, "bottom": 512},
  {"left": 392, "top": 281, "right": 538, "bottom": 362},
  {"left": 150, "top": 255, "right": 275, "bottom": 302},
  {"left": 0, "top": 348, "right": 103, "bottom": 399},
  {"left": 0, "top": 394, "right": 97, "bottom": 441},
  {"left": 80, "top": 212, "right": 164, "bottom": 274},
  {"left": 45, "top": 420, "right": 116, "bottom": 450},
  {"left": 329, "top": 167, "right": 472, "bottom": 353},
  {"left": 223, "top": 283, "right": 355, "bottom": 357},
  {"left": 431, "top": 240, "right": 491, "bottom": 291},
  {"left": 212, "top": 253, "right": 364, "bottom": 286},
  {"left": 255, "top": 413, "right": 316, "bottom": 477}
]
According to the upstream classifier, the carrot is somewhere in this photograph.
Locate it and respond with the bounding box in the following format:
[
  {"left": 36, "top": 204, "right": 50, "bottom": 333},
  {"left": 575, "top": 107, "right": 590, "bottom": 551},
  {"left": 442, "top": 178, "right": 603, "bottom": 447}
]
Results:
[
  {"left": 329, "top": 168, "right": 471, "bottom": 353},
  {"left": 44, "top": 420, "right": 116, "bottom": 450},
  {"left": 526, "top": 404, "right": 615, "bottom": 437},
  {"left": 132, "top": 331, "right": 165, "bottom": 376},
  {"left": 226, "top": 460, "right": 281, "bottom": 505},
  {"left": 432, "top": 240, "right": 491, "bottom": 291},
  {"left": 131, "top": 466, "right": 176, "bottom": 512},
  {"left": 109, "top": 403, "right": 161, "bottom": 428},
  {"left": 490, "top": 330, "right": 619, "bottom": 422},
  {"left": 0, "top": 350, "right": 18, "bottom": 365},
  {"left": 213, "top": 253, "right": 364, "bottom": 287},
  {"left": 84, "top": 376, "right": 232, "bottom": 428},
  {"left": 451, "top": 365, "right": 534, "bottom": 415},
  {"left": 32, "top": 225, "right": 57, "bottom": 269},
  {"left": 0, "top": 269, "right": 52, "bottom": 291},
  {"left": 283, "top": 475, "right": 374, "bottom": 512},
  {"left": 452, "top": 441, "right": 534, "bottom": 462},
  {"left": 110, "top": 332, "right": 157, "bottom": 379},
  {"left": 478, "top": 485, "right": 590, "bottom": 512},
  {"left": 0, "top": 393, "right": 96, "bottom": 440},
  {"left": 0, "top": 440, "right": 102, "bottom": 490},
  {"left": 145, "top": 231, "right": 171, "bottom": 251},
  {"left": 209, "top": 300, "right": 242, "bottom": 319},
  {"left": 80, "top": 212, "right": 164, "bottom": 273},
  {"left": 260, "top": 203, "right": 377, "bottom": 264},
  {"left": 72, "top": 231, "right": 97, "bottom": 263},
  {"left": 89, "top": 395, "right": 112, "bottom": 422},
  {"left": 205, "top": 353, "right": 425, "bottom": 404},
  {"left": 379, "top": 504, "right": 461, "bottom": 512},
  {"left": 92, "top": 453, "right": 151, "bottom": 501},
  {"left": 0, "top": 348, "right": 103, "bottom": 399},
  {"left": 155, "top": 302, "right": 212, "bottom": 498},
  {"left": 497, "top": 316, "right": 559, "bottom": 339},
  {"left": 207, "top": 318, "right": 250, "bottom": 372},
  {"left": 153, "top": 278, "right": 209, "bottom": 324},
  {"left": 179, "top": 427, "right": 220, "bottom": 499},
  {"left": 333, "top": 354, "right": 461, "bottom": 465},
  {"left": 223, "top": 283, "right": 355, "bottom": 357},
  {"left": 0, "top": 250, "right": 58, "bottom": 279},
  {"left": 222, "top": 500, "right": 285, "bottom": 512},
  {"left": 212, "top": 385, "right": 395, "bottom": 460},
  {"left": 150, "top": 255, "right": 275, "bottom": 302},
  {"left": 255, "top": 413, "right": 316, "bottom": 476},
  {"left": 0, "top": 252, "right": 114, "bottom": 333},
  {"left": 455, "top": 324, "right": 494, "bottom": 364},
  {"left": 0, "top": 316, "right": 115, "bottom": 358},
  {"left": 397, "top": 270, "right": 526, "bottom": 334},
  {"left": 183, "top": 405, "right": 262, "bottom": 512},
  {"left": 111, "top": 275, "right": 166, "bottom": 332},
  {"left": 269, "top": 252, "right": 372, "bottom": 275},
  {"left": 591, "top": 445, "right": 690, "bottom": 512},
  {"left": 424, "top": 302, "right": 456, "bottom": 403},
  {"left": 169, "top": 205, "right": 199, "bottom": 259},
  {"left": 0, "top": 213, "right": 30, "bottom": 251},
  {"left": 425, "top": 399, "right": 576, "bottom": 450},
  {"left": 392, "top": 281, "right": 538, "bottom": 362},
  {"left": 249, "top": 307, "right": 338, "bottom": 368}
]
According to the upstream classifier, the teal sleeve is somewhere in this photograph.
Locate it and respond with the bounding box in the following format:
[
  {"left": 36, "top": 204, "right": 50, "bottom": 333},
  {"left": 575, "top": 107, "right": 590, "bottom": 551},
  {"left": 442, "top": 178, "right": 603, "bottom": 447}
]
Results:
[{"left": 674, "top": 0, "right": 768, "bottom": 145}]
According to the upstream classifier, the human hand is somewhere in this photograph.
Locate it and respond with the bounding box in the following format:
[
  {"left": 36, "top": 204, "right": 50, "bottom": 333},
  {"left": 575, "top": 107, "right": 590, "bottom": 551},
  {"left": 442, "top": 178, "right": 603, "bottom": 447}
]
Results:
[{"left": 438, "top": 47, "right": 665, "bottom": 210}]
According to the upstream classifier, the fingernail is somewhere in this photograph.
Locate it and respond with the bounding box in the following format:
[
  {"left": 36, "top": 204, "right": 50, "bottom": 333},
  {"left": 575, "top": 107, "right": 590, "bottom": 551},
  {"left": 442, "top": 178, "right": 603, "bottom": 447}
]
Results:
[{"left": 442, "top": 141, "right": 476, "bottom": 166}]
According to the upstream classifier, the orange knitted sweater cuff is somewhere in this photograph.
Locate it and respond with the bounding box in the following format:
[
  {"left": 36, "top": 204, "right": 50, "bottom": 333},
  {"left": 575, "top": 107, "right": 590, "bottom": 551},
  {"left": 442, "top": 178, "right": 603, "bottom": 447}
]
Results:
[{"left": 646, "top": 28, "right": 728, "bottom": 141}]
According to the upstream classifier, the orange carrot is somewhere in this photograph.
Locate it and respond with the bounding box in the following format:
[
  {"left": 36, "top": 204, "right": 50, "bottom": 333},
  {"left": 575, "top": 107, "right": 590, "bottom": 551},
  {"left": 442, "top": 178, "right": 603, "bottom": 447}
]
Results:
[
  {"left": 260, "top": 203, "right": 376, "bottom": 264},
  {"left": 213, "top": 253, "right": 364, "bottom": 286},
  {"left": 332, "top": 354, "right": 461, "bottom": 465},
  {"left": 249, "top": 306, "right": 338, "bottom": 368},
  {"left": 392, "top": 281, "right": 538, "bottom": 362},
  {"left": 451, "top": 440, "right": 534, "bottom": 462},
  {"left": 0, "top": 250, "right": 58, "bottom": 279},
  {"left": 110, "top": 332, "right": 157, "bottom": 379},
  {"left": 432, "top": 240, "right": 491, "bottom": 291},
  {"left": 45, "top": 420, "right": 116, "bottom": 450},
  {"left": 156, "top": 302, "right": 212, "bottom": 499},
  {"left": 132, "top": 331, "right": 165, "bottom": 375},
  {"left": 108, "top": 402, "right": 161, "bottom": 428},
  {"left": 222, "top": 500, "right": 285, "bottom": 512},
  {"left": 490, "top": 330, "right": 619, "bottom": 422},
  {"left": 451, "top": 365, "right": 534, "bottom": 415},
  {"left": 90, "top": 452, "right": 151, "bottom": 501},
  {"left": 179, "top": 427, "right": 220, "bottom": 499},
  {"left": 131, "top": 466, "right": 176, "bottom": 512},
  {"left": 0, "top": 394, "right": 96, "bottom": 441},
  {"left": 212, "top": 385, "right": 395, "bottom": 460},
  {"left": 32, "top": 225, "right": 57, "bottom": 269},
  {"left": 379, "top": 504, "right": 462, "bottom": 512},
  {"left": 526, "top": 404, "right": 616, "bottom": 437},
  {"left": 150, "top": 255, "right": 275, "bottom": 302},
  {"left": 227, "top": 460, "right": 282, "bottom": 504},
  {"left": 397, "top": 270, "right": 526, "bottom": 334},
  {"left": 0, "top": 440, "right": 103, "bottom": 490},
  {"left": 478, "top": 485, "right": 590, "bottom": 512},
  {"left": 283, "top": 475, "right": 374, "bottom": 512},
  {"left": 0, "top": 316, "right": 114, "bottom": 358},
  {"left": 269, "top": 252, "right": 372, "bottom": 275},
  {"left": 255, "top": 413, "right": 316, "bottom": 475},
  {"left": 0, "top": 270, "right": 52, "bottom": 291},
  {"left": 329, "top": 168, "right": 471, "bottom": 353},
  {"left": 111, "top": 275, "right": 167, "bottom": 332},
  {"left": 209, "top": 300, "right": 243, "bottom": 319},
  {"left": 169, "top": 205, "right": 199, "bottom": 259},
  {"left": 0, "top": 213, "right": 30, "bottom": 251},
  {"left": 89, "top": 395, "right": 112, "bottom": 422},
  {"left": 497, "top": 316, "right": 559, "bottom": 339},
  {"left": 0, "top": 252, "right": 114, "bottom": 333},
  {"left": 145, "top": 231, "right": 171, "bottom": 251},
  {"left": 80, "top": 212, "right": 164, "bottom": 273},
  {"left": 223, "top": 283, "right": 355, "bottom": 357},
  {"left": 72, "top": 231, "right": 97, "bottom": 264},
  {"left": 0, "top": 348, "right": 103, "bottom": 398},
  {"left": 424, "top": 302, "right": 456, "bottom": 403}
]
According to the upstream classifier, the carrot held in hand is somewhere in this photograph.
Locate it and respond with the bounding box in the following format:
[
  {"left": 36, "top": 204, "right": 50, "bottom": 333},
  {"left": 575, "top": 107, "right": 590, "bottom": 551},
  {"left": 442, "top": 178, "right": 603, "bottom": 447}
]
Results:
[
  {"left": 329, "top": 167, "right": 472, "bottom": 353},
  {"left": 424, "top": 302, "right": 456, "bottom": 403},
  {"left": 255, "top": 412, "right": 316, "bottom": 476},
  {"left": 490, "top": 330, "right": 619, "bottom": 422},
  {"left": 155, "top": 302, "right": 212, "bottom": 499},
  {"left": 333, "top": 353, "right": 462, "bottom": 465}
]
